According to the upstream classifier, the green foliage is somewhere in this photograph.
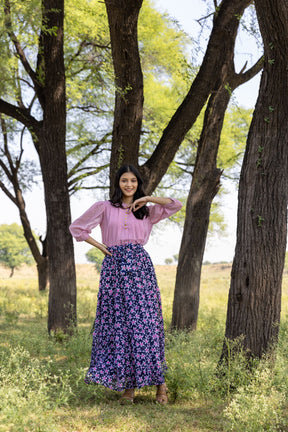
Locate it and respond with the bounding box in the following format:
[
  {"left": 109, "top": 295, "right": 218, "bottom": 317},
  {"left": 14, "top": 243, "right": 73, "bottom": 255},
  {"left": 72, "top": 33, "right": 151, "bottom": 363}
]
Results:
[
  {"left": 164, "top": 257, "right": 173, "bottom": 265},
  {"left": 224, "top": 367, "right": 286, "bottom": 431},
  {"left": 0, "top": 0, "right": 196, "bottom": 194},
  {"left": 0, "top": 346, "right": 73, "bottom": 432},
  {"left": 139, "top": 0, "right": 195, "bottom": 156},
  {"left": 86, "top": 247, "right": 104, "bottom": 273},
  {"left": 64, "top": 0, "right": 195, "bottom": 191},
  {"left": 0, "top": 224, "right": 33, "bottom": 275}
]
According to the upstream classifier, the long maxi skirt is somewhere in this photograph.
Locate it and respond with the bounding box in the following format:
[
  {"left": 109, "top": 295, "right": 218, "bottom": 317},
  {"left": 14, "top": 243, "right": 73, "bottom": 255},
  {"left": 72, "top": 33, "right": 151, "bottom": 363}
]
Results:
[{"left": 84, "top": 243, "right": 167, "bottom": 391}]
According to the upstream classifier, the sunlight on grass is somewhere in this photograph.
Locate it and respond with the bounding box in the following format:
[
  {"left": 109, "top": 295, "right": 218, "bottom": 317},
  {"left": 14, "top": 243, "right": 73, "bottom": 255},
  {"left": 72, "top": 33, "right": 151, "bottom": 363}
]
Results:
[{"left": 1, "top": 263, "right": 288, "bottom": 431}]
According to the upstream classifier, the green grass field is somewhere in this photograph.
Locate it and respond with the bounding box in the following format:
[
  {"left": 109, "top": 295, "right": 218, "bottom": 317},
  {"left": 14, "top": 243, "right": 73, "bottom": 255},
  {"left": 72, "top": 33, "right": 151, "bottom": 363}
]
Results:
[{"left": 1, "top": 263, "right": 288, "bottom": 432}]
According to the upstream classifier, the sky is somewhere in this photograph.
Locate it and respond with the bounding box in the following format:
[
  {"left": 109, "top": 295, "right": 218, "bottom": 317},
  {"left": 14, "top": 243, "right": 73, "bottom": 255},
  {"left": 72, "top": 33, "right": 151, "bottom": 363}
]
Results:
[{"left": 0, "top": 0, "right": 263, "bottom": 265}]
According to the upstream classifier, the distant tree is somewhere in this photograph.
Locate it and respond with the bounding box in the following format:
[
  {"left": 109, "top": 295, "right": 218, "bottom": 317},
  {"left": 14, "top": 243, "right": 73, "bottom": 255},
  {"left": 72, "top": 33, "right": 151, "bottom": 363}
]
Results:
[
  {"left": 0, "top": 115, "right": 48, "bottom": 290},
  {"left": 0, "top": 223, "right": 33, "bottom": 277},
  {"left": 86, "top": 248, "right": 104, "bottom": 273},
  {"left": 165, "top": 258, "right": 173, "bottom": 265},
  {"left": 173, "top": 254, "right": 179, "bottom": 263}
]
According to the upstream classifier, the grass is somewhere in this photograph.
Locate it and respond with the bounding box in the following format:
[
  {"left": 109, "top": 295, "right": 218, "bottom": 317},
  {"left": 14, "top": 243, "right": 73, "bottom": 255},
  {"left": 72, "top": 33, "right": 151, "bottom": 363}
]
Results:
[{"left": 0, "top": 263, "right": 288, "bottom": 431}]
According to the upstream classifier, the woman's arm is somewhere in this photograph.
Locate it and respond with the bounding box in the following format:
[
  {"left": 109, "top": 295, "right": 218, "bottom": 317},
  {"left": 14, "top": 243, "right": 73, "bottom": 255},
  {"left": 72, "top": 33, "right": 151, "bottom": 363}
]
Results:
[
  {"left": 128, "top": 196, "right": 172, "bottom": 212},
  {"left": 85, "top": 235, "right": 112, "bottom": 256}
]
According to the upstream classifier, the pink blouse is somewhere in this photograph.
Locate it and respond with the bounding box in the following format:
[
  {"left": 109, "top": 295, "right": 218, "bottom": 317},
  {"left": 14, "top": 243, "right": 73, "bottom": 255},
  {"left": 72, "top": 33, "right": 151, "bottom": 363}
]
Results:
[{"left": 69, "top": 199, "right": 182, "bottom": 247}]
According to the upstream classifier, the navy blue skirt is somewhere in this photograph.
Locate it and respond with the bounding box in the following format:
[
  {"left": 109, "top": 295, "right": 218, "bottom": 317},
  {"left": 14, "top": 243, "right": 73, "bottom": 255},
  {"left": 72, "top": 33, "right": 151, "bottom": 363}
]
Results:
[{"left": 84, "top": 243, "right": 167, "bottom": 391}]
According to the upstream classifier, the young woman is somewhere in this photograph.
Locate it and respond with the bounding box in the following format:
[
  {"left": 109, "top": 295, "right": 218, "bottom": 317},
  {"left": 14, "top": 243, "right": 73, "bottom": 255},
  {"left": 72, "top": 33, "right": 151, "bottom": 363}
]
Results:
[{"left": 70, "top": 165, "right": 182, "bottom": 404}]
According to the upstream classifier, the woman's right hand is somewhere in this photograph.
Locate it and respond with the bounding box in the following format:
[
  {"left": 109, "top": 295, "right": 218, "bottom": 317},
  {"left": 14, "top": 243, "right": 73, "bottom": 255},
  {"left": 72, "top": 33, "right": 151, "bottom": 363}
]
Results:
[
  {"left": 98, "top": 243, "right": 112, "bottom": 257},
  {"left": 85, "top": 236, "right": 112, "bottom": 256}
]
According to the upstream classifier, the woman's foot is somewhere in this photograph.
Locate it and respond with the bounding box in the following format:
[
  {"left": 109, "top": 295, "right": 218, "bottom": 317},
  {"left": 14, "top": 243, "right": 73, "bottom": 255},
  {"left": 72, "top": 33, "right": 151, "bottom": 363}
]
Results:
[
  {"left": 156, "top": 383, "right": 168, "bottom": 404},
  {"left": 120, "top": 388, "right": 134, "bottom": 404}
]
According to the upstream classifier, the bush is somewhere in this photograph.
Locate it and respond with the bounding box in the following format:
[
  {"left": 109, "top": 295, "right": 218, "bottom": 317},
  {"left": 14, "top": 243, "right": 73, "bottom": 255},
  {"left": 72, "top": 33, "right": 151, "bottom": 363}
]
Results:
[
  {"left": 0, "top": 346, "right": 72, "bottom": 431},
  {"left": 224, "top": 368, "right": 287, "bottom": 431}
]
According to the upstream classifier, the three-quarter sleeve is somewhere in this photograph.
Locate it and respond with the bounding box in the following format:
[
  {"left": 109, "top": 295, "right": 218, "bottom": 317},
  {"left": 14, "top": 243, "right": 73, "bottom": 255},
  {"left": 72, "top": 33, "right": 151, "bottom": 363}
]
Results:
[
  {"left": 69, "top": 201, "right": 106, "bottom": 241},
  {"left": 148, "top": 198, "right": 182, "bottom": 225}
]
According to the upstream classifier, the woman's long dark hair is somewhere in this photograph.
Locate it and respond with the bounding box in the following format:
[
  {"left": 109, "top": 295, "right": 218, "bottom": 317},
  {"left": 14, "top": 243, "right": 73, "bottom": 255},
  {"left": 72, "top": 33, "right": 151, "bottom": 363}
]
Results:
[{"left": 110, "top": 164, "right": 149, "bottom": 219}]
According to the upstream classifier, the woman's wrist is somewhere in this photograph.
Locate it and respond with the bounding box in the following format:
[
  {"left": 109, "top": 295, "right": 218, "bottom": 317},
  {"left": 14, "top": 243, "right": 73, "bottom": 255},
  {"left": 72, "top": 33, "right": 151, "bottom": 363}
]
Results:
[{"left": 147, "top": 196, "right": 172, "bottom": 205}]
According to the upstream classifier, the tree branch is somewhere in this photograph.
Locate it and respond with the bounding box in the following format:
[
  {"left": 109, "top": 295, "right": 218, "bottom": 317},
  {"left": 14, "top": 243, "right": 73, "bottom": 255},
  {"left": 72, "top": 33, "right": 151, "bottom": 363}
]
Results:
[
  {"left": 0, "top": 159, "right": 12, "bottom": 183},
  {"left": 142, "top": 0, "right": 253, "bottom": 194},
  {"left": 0, "top": 99, "right": 40, "bottom": 131},
  {"left": 235, "top": 55, "right": 264, "bottom": 86},
  {"left": 0, "top": 115, "right": 14, "bottom": 176},
  {"left": 0, "top": 179, "right": 17, "bottom": 204},
  {"left": 4, "top": 0, "right": 44, "bottom": 100}
]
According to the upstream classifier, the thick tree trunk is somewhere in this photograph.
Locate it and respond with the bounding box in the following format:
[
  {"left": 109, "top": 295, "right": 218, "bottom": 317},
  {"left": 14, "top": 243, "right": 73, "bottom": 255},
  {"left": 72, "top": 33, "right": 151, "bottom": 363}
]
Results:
[
  {"left": 222, "top": 0, "right": 288, "bottom": 358},
  {"left": 0, "top": 0, "right": 76, "bottom": 330},
  {"left": 105, "top": 0, "right": 144, "bottom": 193},
  {"left": 41, "top": 0, "right": 76, "bottom": 332}
]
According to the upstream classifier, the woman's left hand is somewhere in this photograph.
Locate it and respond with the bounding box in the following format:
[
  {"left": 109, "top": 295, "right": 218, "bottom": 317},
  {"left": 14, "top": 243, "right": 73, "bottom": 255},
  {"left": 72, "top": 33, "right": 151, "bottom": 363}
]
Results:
[{"left": 128, "top": 196, "right": 150, "bottom": 213}]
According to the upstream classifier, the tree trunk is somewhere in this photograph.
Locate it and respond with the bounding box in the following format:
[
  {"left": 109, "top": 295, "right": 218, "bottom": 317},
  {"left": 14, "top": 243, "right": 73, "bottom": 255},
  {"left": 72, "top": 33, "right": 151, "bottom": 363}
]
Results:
[
  {"left": 105, "top": 0, "right": 144, "bottom": 194},
  {"left": 222, "top": 0, "right": 288, "bottom": 358},
  {"left": 17, "top": 190, "right": 49, "bottom": 291},
  {"left": 0, "top": 114, "right": 49, "bottom": 291},
  {"left": 38, "top": 236, "right": 48, "bottom": 291},
  {"left": 172, "top": 84, "right": 228, "bottom": 330},
  {"left": 171, "top": 24, "right": 263, "bottom": 332},
  {"left": 41, "top": 0, "right": 76, "bottom": 332},
  {"left": 37, "top": 258, "right": 49, "bottom": 291}
]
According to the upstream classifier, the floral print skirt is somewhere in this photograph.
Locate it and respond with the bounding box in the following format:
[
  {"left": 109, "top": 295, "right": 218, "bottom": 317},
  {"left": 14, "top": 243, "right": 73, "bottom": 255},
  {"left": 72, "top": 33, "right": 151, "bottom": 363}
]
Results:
[{"left": 84, "top": 243, "right": 167, "bottom": 391}]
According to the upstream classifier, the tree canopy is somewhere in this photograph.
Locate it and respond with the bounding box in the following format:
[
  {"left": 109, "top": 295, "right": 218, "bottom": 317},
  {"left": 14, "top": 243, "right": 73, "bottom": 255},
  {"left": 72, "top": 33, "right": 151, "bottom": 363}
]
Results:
[
  {"left": 86, "top": 247, "right": 104, "bottom": 273},
  {"left": 0, "top": 223, "right": 33, "bottom": 276}
]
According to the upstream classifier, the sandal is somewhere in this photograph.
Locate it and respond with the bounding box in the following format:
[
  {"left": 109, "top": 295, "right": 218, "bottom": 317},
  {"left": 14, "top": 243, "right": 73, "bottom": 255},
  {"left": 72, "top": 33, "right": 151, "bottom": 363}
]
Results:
[
  {"left": 120, "top": 388, "right": 134, "bottom": 404},
  {"left": 156, "top": 383, "right": 168, "bottom": 405}
]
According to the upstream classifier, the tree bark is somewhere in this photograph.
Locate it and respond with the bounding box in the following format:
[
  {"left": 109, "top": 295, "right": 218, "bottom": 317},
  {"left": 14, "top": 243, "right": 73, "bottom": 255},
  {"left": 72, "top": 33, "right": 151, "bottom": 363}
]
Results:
[
  {"left": 222, "top": 0, "right": 288, "bottom": 358},
  {"left": 105, "top": 0, "right": 144, "bottom": 194},
  {"left": 40, "top": 0, "right": 76, "bottom": 332}
]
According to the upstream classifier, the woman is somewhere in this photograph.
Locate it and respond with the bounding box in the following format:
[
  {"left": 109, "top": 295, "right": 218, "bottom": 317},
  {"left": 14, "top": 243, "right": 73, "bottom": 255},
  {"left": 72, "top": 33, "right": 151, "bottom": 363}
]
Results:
[{"left": 70, "top": 164, "right": 182, "bottom": 404}]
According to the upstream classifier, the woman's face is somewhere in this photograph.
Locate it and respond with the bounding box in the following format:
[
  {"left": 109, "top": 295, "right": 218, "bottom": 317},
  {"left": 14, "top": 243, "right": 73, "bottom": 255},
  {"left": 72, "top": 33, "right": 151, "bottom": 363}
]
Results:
[{"left": 119, "top": 171, "right": 138, "bottom": 201}]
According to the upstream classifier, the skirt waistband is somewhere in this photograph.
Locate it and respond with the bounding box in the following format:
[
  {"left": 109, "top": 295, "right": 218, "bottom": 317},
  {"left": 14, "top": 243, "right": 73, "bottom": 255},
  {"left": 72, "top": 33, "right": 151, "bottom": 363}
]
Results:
[{"left": 107, "top": 243, "right": 143, "bottom": 253}]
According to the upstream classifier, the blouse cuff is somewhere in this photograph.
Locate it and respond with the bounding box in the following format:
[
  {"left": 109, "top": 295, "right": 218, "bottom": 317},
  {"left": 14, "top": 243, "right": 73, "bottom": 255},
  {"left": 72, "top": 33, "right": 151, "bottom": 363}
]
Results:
[{"left": 73, "top": 230, "right": 90, "bottom": 242}]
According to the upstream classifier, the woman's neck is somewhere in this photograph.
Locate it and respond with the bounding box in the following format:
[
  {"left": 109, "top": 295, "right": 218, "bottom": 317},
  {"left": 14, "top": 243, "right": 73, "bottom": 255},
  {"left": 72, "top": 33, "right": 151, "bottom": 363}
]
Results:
[{"left": 122, "top": 197, "right": 134, "bottom": 205}]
